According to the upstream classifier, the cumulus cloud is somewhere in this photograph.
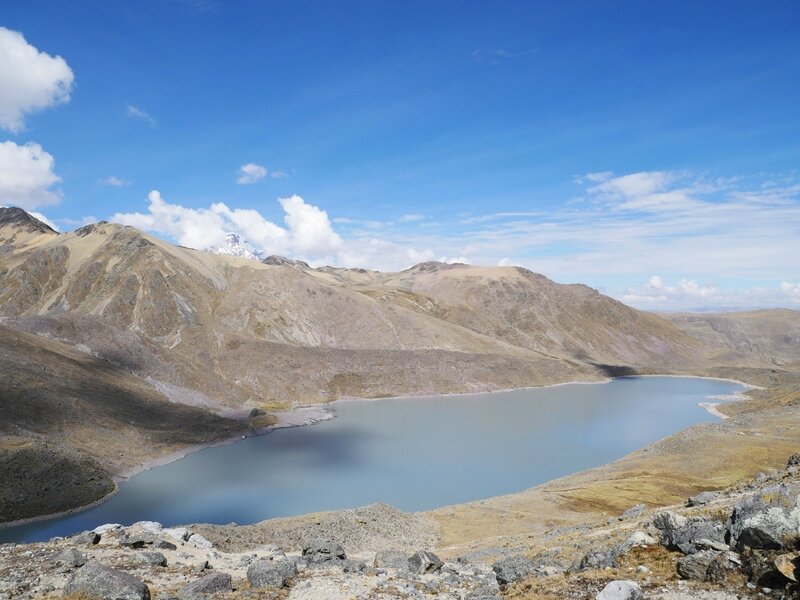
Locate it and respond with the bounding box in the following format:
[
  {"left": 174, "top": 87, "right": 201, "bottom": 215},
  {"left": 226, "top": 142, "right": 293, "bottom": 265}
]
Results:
[
  {"left": 0, "top": 27, "right": 74, "bottom": 133},
  {"left": 0, "top": 141, "right": 61, "bottom": 209},
  {"left": 103, "top": 170, "right": 800, "bottom": 310},
  {"left": 99, "top": 175, "right": 132, "bottom": 187},
  {"left": 126, "top": 104, "right": 157, "bottom": 126},
  {"left": 112, "top": 191, "right": 341, "bottom": 260},
  {"left": 236, "top": 163, "right": 267, "bottom": 184}
]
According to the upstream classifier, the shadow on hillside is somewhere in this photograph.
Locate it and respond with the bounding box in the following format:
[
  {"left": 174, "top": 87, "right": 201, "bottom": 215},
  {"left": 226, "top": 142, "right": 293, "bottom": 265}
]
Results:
[{"left": 591, "top": 363, "right": 638, "bottom": 378}]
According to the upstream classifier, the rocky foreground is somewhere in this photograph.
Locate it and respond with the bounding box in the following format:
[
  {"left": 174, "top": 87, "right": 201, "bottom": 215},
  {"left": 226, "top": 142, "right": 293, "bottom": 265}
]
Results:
[{"left": 4, "top": 456, "right": 800, "bottom": 599}]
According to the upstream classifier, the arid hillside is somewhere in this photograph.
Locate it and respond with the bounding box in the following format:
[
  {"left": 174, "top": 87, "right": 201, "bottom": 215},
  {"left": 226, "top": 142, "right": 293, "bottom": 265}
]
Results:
[{"left": 1, "top": 206, "right": 799, "bottom": 524}]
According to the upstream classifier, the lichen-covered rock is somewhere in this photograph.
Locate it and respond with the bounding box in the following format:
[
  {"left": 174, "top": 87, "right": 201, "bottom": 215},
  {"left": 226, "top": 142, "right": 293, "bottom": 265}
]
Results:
[
  {"left": 653, "top": 511, "right": 726, "bottom": 554},
  {"left": 728, "top": 484, "right": 800, "bottom": 550},
  {"left": 492, "top": 555, "right": 535, "bottom": 585},
  {"left": 64, "top": 561, "right": 150, "bottom": 600}
]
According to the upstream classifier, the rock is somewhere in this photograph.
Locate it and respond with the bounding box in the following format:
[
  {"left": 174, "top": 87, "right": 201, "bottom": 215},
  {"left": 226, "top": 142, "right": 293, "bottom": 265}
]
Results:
[
  {"left": 373, "top": 549, "right": 409, "bottom": 570},
  {"left": 133, "top": 521, "right": 163, "bottom": 534},
  {"left": 705, "top": 551, "right": 741, "bottom": 583},
  {"left": 162, "top": 526, "right": 191, "bottom": 541},
  {"left": 728, "top": 484, "right": 800, "bottom": 550},
  {"left": 179, "top": 572, "right": 232, "bottom": 599},
  {"left": 134, "top": 551, "right": 167, "bottom": 567},
  {"left": 64, "top": 561, "right": 151, "bottom": 600},
  {"left": 302, "top": 539, "right": 346, "bottom": 563},
  {"left": 677, "top": 550, "right": 716, "bottom": 580},
  {"left": 625, "top": 531, "right": 657, "bottom": 547},
  {"left": 531, "top": 556, "right": 566, "bottom": 577},
  {"left": 187, "top": 533, "right": 213, "bottom": 549},
  {"left": 193, "top": 560, "right": 209, "bottom": 573},
  {"left": 408, "top": 550, "right": 444, "bottom": 574},
  {"left": 154, "top": 538, "right": 177, "bottom": 550},
  {"left": 620, "top": 504, "right": 647, "bottom": 520},
  {"left": 72, "top": 530, "right": 101, "bottom": 545},
  {"left": 492, "top": 555, "right": 535, "bottom": 585},
  {"left": 577, "top": 549, "right": 620, "bottom": 570},
  {"left": 636, "top": 565, "right": 651, "bottom": 574},
  {"left": 677, "top": 550, "right": 733, "bottom": 581},
  {"left": 93, "top": 523, "right": 122, "bottom": 534},
  {"left": 247, "top": 558, "right": 297, "bottom": 588},
  {"left": 688, "top": 491, "right": 720, "bottom": 507},
  {"left": 596, "top": 580, "right": 643, "bottom": 600},
  {"left": 774, "top": 552, "right": 800, "bottom": 582},
  {"left": 787, "top": 454, "right": 800, "bottom": 468},
  {"left": 341, "top": 559, "right": 367, "bottom": 573},
  {"left": 653, "top": 511, "right": 726, "bottom": 554},
  {"left": 53, "top": 548, "right": 85, "bottom": 568},
  {"left": 119, "top": 532, "right": 157, "bottom": 548}
]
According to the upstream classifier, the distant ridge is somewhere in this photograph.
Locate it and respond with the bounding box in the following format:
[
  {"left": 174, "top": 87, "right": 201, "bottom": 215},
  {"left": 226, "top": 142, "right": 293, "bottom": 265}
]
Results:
[{"left": 0, "top": 206, "right": 57, "bottom": 235}]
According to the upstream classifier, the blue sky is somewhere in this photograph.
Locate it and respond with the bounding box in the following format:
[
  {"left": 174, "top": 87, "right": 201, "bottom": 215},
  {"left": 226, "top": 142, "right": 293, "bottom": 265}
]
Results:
[{"left": 1, "top": 1, "right": 799, "bottom": 310}]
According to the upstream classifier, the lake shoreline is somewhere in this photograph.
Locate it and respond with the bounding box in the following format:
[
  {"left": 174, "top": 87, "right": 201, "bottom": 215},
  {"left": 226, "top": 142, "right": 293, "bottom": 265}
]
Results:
[{"left": 0, "top": 373, "right": 752, "bottom": 534}]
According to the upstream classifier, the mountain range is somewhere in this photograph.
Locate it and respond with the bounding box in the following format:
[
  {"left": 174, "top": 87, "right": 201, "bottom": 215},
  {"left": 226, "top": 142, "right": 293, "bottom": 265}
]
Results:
[{"left": 1, "top": 206, "right": 798, "bottom": 524}]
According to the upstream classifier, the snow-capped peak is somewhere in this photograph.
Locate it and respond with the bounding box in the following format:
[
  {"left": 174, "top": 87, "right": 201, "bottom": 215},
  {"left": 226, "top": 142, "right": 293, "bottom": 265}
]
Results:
[{"left": 206, "top": 233, "right": 262, "bottom": 260}]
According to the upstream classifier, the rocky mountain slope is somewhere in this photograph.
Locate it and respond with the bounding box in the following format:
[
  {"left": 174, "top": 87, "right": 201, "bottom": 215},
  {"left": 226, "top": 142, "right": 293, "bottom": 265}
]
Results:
[{"left": 1, "top": 206, "right": 799, "bottom": 528}]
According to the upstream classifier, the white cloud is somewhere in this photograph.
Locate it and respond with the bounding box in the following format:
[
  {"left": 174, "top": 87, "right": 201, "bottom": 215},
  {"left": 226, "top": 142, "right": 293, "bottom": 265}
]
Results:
[
  {"left": 112, "top": 191, "right": 342, "bottom": 260},
  {"left": 126, "top": 104, "right": 157, "bottom": 127},
  {"left": 399, "top": 213, "right": 424, "bottom": 222},
  {"left": 623, "top": 276, "right": 799, "bottom": 310},
  {"left": 236, "top": 163, "right": 267, "bottom": 185},
  {"left": 99, "top": 175, "right": 132, "bottom": 187},
  {"left": 104, "top": 170, "right": 800, "bottom": 310},
  {"left": 0, "top": 27, "right": 74, "bottom": 133},
  {"left": 0, "top": 141, "right": 61, "bottom": 209}
]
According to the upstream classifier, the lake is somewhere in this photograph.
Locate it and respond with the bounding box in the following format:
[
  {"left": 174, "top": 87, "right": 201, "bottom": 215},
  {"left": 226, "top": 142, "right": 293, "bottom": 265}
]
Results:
[{"left": 0, "top": 376, "right": 745, "bottom": 543}]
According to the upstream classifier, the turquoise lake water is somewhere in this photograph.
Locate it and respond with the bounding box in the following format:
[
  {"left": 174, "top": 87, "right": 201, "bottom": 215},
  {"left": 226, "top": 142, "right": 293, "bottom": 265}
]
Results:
[{"left": 0, "top": 376, "right": 744, "bottom": 543}]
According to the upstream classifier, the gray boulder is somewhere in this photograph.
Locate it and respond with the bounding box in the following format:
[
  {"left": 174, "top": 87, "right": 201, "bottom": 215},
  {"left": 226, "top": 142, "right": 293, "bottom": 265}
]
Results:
[
  {"left": 119, "top": 532, "right": 157, "bottom": 548},
  {"left": 653, "top": 511, "right": 726, "bottom": 554},
  {"left": 728, "top": 484, "right": 800, "bottom": 550},
  {"left": 677, "top": 550, "right": 719, "bottom": 580},
  {"left": 408, "top": 550, "right": 444, "bottom": 574},
  {"left": 64, "top": 561, "right": 151, "bottom": 600},
  {"left": 72, "top": 530, "right": 101, "bottom": 545},
  {"left": 492, "top": 555, "right": 535, "bottom": 585},
  {"left": 134, "top": 551, "right": 167, "bottom": 567},
  {"left": 688, "top": 491, "right": 721, "bottom": 507},
  {"left": 247, "top": 558, "right": 297, "bottom": 588},
  {"left": 53, "top": 548, "right": 86, "bottom": 568},
  {"left": 374, "top": 549, "right": 409, "bottom": 570},
  {"left": 302, "top": 539, "right": 346, "bottom": 563},
  {"left": 179, "top": 572, "right": 232, "bottom": 599},
  {"left": 596, "top": 580, "right": 643, "bottom": 600},
  {"left": 676, "top": 549, "right": 741, "bottom": 582},
  {"left": 154, "top": 538, "right": 177, "bottom": 550},
  {"left": 576, "top": 548, "right": 620, "bottom": 571}
]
